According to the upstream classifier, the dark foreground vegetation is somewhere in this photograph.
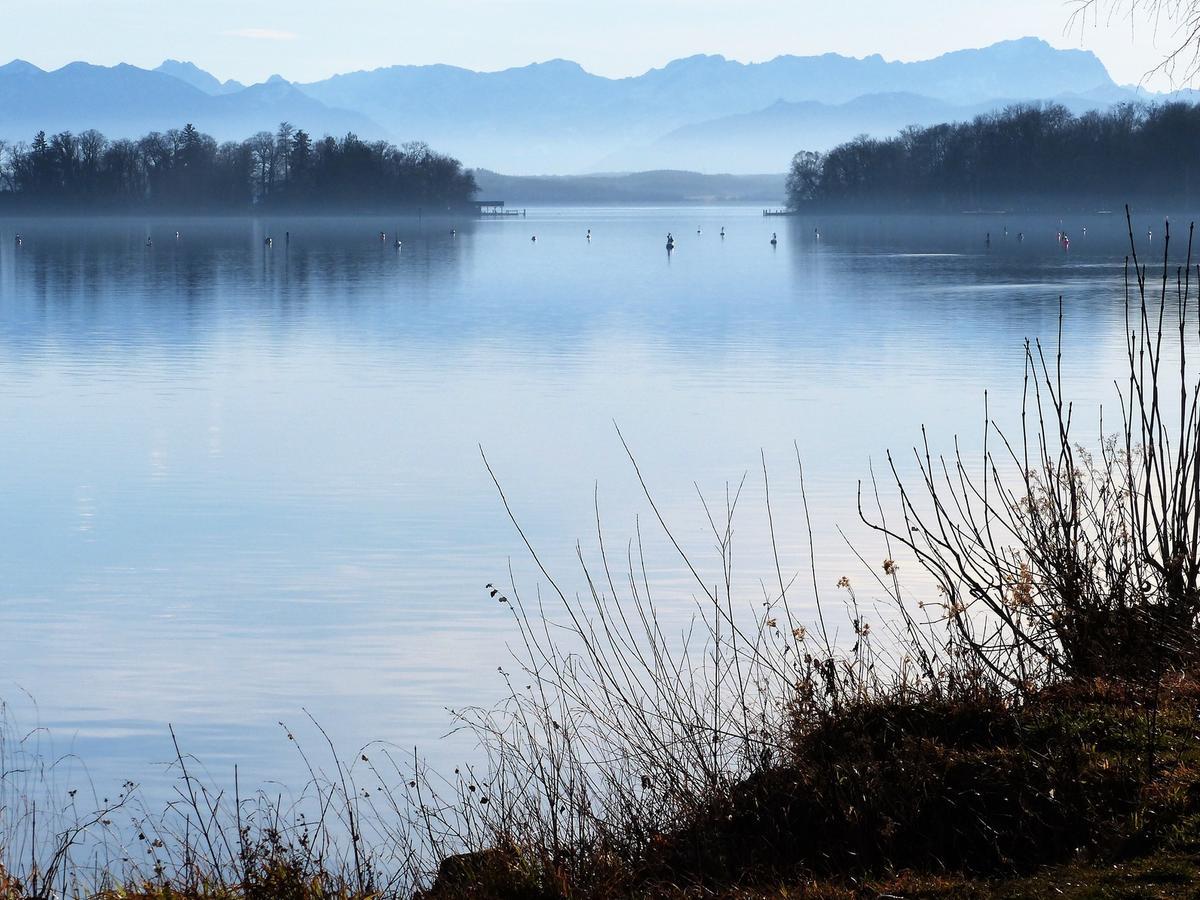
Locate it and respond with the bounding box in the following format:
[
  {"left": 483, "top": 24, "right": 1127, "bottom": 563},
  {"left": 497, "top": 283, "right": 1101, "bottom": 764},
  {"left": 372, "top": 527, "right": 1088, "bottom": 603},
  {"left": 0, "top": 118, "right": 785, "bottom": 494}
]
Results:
[
  {"left": 8, "top": 210, "right": 1200, "bottom": 898},
  {"left": 787, "top": 101, "right": 1200, "bottom": 211},
  {"left": 0, "top": 123, "right": 478, "bottom": 212}
]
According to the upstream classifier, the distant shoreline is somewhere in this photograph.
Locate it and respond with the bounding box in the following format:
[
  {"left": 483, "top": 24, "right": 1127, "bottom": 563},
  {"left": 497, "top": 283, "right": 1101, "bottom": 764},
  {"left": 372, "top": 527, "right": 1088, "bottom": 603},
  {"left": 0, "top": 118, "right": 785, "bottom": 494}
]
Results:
[{"left": 472, "top": 169, "right": 786, "bottom": 206}]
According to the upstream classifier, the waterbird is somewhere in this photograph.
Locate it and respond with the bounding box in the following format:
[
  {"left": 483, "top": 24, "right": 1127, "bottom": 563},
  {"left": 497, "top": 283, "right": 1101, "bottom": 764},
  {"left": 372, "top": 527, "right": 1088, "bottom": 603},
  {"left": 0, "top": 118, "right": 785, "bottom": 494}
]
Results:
[
  {"left": 1018, "top": 232, "right": 1024, "bottom": 242},
  {"left": 586, "top": 229, "right": 591, "bottom": 241},
  {"left": 379, "top": 231, "right": 387, "bottom": 241},
  {"left": 175, "top": 230, "right": 181, "bottom": 240},
  {"left": 395, "top": 238, "right": 402, "bottom": 248},
  {"left": 14, "top": 234, "right": 21, "bottom": 246},
  {"left": 450, "top": 228, "right": 456, "bottom": 236},
  {"left": 770, "top": 232, "right": 778, "bottom": 246},
  {"left": 531, "top": 235, "right": 537, "bottom": 242},
  {"left": 145, "top": 236, "right": 153, "bottom": 247},
  {"left": 814, "top": 227, "right": 820, "bottom": 239},
  {"left": 720, "top": 227, "right": 725, "bottom": 238},
  {"left": 697, "top": 227, "right": 702, "bottom": 235},
  {"left": 666, "top": 232, "right": 675, "bottom": 251},
  {"left": 264, "top": 237, "right": 273, "bottom": 247}
]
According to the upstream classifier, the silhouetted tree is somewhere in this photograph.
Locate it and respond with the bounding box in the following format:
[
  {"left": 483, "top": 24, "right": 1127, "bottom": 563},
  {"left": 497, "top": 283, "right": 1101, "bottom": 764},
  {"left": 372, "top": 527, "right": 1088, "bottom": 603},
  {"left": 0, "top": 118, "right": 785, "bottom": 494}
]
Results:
[
  {"left": 787, "top": 101, "right": 1200, "bottom": 211},
  {"left": 785, "top": 150, "right": 823, "bottom": 204},
  {"left": 0, "top": 123, "right": 477, "bottom": 211}
]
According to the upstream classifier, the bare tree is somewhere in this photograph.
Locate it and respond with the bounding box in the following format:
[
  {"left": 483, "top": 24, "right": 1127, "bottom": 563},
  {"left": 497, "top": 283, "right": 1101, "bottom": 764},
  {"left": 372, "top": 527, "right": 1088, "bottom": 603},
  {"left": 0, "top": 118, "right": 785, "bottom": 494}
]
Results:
[
  {"left": 248, "top": 130, "right": 277, "bottom": 201},
  {"left": 1070, "top": 0, "right": 1200, "bottom": 84}
]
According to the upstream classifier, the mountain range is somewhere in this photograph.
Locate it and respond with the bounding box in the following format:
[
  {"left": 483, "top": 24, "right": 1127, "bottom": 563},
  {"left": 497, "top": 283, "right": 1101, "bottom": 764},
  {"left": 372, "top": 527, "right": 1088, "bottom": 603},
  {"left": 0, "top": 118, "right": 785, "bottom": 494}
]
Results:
[{"left": 0, "top": 38, "right": 1190, "bottom": 175}]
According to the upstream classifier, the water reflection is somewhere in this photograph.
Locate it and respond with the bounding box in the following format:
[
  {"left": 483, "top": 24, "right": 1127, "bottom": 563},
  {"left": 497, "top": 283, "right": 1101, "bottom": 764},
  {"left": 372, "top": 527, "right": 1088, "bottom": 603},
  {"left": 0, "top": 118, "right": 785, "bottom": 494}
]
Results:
[{"left": 0, "top": 207, "right": 1176, "bottom": 801}]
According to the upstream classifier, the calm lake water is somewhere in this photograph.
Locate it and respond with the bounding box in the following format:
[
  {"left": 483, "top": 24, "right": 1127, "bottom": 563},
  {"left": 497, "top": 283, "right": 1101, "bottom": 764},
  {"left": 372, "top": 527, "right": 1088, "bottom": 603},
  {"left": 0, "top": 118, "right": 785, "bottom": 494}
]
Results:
[{"left": 0, "top": 206, "right": 1171, "bottom": 801}]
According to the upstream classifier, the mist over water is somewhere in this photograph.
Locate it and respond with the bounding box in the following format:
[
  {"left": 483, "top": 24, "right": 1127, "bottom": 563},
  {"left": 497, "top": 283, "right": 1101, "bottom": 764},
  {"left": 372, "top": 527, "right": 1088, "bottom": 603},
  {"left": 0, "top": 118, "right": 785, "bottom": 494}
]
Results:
[{"left": 0, "top": 207, "right": 1161, "bottom": 802}]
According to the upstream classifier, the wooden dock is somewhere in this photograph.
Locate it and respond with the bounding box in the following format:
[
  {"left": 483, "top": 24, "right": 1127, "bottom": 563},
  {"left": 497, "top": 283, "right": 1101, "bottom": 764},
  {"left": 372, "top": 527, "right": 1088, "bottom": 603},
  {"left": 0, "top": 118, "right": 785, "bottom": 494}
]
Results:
[
  {"left": 474, "top": 200, "right": 526, "bottom": 217},
  {"left": 762, "top": 208, "right": 796, "bottom": 217}
]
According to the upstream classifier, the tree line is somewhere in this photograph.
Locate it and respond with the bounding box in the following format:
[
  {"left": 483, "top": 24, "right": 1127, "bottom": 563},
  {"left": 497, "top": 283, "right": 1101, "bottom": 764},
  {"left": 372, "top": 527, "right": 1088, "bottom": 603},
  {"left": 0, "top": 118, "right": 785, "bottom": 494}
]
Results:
[
  {"left": 787, "top": 102, "right": 1200, "bottom": 211},
  {"left": 0, "top": 122, "right": 478, "bottom": 211}
]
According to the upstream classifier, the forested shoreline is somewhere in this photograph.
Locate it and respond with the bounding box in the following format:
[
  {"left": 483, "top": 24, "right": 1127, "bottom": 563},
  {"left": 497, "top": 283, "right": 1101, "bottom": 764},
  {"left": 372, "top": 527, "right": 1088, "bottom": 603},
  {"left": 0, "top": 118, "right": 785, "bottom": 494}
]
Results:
[
  {"left": 787, "top": 101, "right": 1200, "bottom": 211},
  {"left": 0, "top": 123, "right": 478, "bottom": 212}
]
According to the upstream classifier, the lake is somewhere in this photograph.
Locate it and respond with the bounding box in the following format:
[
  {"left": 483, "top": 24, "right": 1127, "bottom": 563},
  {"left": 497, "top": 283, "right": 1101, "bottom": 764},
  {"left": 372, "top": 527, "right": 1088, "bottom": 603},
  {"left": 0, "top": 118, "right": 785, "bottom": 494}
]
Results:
[{"left": 0, "top": 206, "right": 1166, "bottom": 802}]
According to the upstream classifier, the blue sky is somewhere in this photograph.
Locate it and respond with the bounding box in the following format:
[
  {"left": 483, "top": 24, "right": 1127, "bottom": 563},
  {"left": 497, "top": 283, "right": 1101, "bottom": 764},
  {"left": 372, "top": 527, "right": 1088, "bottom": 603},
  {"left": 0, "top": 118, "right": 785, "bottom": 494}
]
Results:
[{"left": 1, "top": 0, "right": 1188, "bottom": 88}]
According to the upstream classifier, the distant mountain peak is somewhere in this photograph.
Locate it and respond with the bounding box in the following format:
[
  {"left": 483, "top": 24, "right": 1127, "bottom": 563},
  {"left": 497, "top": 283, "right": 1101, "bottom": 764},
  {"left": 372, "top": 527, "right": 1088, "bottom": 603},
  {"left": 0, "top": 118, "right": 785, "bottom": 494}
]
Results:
[
  {"left": 532, "top": 58, "right": 584, "bottom": 70},
  {"left": 934, "top": 36, "right": 1107, "bottom": 69},
  {"left": 0, "top": 59, "right": 43, "bottom": 75},
  {"left": 657, "top": 54, "right": 731, "bottom": 72},
  {"left": 987, "top": 36, "right": 1080, "bottom": 54},
  {"left": 156, "top": 59, "right": 245, "bottom": 95}
]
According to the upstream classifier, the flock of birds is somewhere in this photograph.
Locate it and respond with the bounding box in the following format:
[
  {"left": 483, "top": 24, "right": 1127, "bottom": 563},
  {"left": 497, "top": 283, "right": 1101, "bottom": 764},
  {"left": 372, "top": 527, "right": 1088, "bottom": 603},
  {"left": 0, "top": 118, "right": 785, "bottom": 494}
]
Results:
[
  {"left": 977, "top": 222, "right": 1125, "bottom": 251},
  {"left": 115, "top": 225, "right": 796, "bottom": 252},
  {"left": 665, "top": 226, "right": 779, "bottom": 252},
  {"left": 11, "top": 222, "right": 1162, "bottom": 253}
]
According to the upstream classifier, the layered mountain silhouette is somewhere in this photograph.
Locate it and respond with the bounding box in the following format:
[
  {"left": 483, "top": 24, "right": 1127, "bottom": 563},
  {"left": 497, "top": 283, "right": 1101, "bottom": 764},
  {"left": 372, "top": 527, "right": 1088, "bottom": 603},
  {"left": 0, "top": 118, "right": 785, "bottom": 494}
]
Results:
[
  {"left": 154, "top": 60, "right": 246, "bottom": 95},
  {"left": 0, "top": 38, "right": 1178, "bottom": 175},
  {"left": 0, "top": 60, "right": 378, "bottom": 145}
]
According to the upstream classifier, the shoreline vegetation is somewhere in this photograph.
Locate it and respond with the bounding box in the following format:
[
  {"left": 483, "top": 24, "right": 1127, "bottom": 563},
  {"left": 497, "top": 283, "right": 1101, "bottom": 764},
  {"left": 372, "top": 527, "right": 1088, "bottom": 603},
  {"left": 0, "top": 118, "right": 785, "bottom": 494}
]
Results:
[
  {"left": 9, "top": 209, "right": 1200, "bottom": 898},
  {"left": 787, "top": 101, "right": 1200, "bottom": 213},
  {"left": 0, "top": 123, "right": 479, "bottom": 214}
]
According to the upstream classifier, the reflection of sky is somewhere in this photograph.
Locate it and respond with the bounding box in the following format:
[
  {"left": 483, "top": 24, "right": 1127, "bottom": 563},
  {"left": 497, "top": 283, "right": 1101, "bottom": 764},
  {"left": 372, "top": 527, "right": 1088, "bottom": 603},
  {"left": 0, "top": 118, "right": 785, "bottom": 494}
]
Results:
[{"left": 0, "top": 207, "right": 1169, "bottom": 802}]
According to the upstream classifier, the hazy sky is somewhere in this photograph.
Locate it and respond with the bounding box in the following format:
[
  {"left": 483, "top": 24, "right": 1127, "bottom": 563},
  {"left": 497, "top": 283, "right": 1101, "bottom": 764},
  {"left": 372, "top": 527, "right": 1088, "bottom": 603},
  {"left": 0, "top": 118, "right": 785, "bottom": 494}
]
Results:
[{"left": 1, "top": 0, "right": 1192, "bottom": 89}]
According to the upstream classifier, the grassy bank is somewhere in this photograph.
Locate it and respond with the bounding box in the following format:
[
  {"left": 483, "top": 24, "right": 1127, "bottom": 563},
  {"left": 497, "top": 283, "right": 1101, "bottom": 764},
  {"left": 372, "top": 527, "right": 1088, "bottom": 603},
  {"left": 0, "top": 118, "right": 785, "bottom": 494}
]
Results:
[{"left": 6, "top": 208, "right": 1200, "bottom": 899}]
